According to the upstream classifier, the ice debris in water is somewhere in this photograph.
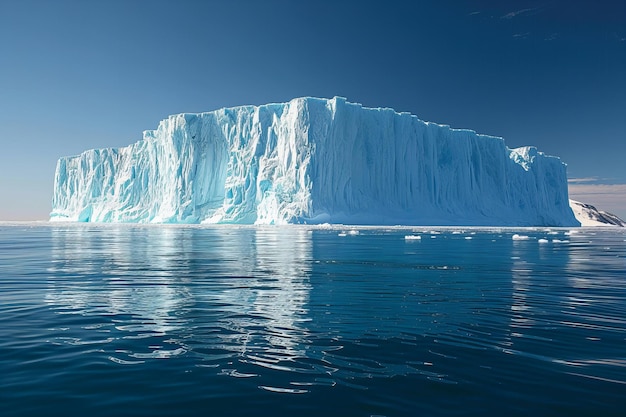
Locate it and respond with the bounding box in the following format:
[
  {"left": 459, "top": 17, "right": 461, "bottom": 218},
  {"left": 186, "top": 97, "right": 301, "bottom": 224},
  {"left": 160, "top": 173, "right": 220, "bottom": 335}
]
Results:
[{"left": 512, "top": 234, "right": 531, "bottom": 240}]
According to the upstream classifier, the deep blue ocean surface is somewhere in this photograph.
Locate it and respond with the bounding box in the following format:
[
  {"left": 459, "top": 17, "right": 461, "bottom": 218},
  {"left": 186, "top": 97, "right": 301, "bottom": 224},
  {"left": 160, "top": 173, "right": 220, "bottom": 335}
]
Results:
[{"left": 1, "top": 224, "right": 625, "bottom": 416}]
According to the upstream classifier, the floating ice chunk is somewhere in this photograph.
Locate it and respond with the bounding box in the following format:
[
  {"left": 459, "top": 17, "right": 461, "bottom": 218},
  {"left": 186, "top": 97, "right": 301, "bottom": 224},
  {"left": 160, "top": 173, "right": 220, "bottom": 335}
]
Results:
[
  {"left": 512, "top": 234, "right": 531, "bottom": 240},
  {"left": 348, "top": 230, "right": 360, "bottom": 235},
  {"left": 404, "top": 235, "right": 421, "bottom": 240},
  {"left": 464, "top": 236, "right": 473, "bottom": 240},
  {"left": 538, "top": 238, "right": 549, "bottom": 243},
  {"left": 338, "top": 233, "right": 347, "bottom": 237}
]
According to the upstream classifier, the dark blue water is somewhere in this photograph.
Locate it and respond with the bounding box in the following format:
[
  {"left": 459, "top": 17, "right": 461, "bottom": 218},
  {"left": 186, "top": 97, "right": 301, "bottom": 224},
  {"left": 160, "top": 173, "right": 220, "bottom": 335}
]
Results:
[{"left": 1, "top": 224, "right": 625, "bottom": 416}]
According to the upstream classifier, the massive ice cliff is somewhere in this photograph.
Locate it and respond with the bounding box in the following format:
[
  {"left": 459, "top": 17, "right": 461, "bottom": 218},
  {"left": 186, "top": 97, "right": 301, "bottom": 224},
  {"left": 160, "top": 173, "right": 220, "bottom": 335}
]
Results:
[{"left": 51, "top": 97, "right": 579, "bottom": 226}]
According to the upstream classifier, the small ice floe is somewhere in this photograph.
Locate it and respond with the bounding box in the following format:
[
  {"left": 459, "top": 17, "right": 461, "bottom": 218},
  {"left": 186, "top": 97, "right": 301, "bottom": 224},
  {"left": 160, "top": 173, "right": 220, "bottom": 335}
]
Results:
[
  {"left": 512, "top": 234, "right": 531, "bottom": 240},
  {"left": 452, "top": 231, "right": 462, "bottom": 234},
  {"left": 348, "top": 229, "right": 360, "bottom": 235},
  {"left": 538, "top": 238, "right": 549, "bottom": 244},
  {"left": 552, "top": 239, "right": 569, "bottom": 243},
  {"left": 464, "top": 236, "right": 473, "bottom": 240},
  {"left": 338, "top": 233, "right": 347, "bottom": 237},
  {"left": 405, "top": 235, "right": 421, "bottom": 240}
]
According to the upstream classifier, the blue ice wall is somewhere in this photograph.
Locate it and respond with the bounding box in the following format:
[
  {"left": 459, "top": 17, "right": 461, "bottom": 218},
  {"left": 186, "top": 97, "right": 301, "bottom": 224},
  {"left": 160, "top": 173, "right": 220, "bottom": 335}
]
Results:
[{"left": 51, "top": 97, "right": 579, "bottom": 226}]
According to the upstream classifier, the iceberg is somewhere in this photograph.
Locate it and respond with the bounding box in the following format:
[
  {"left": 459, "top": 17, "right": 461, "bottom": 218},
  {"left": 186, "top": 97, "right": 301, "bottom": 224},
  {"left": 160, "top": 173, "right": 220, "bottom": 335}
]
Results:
[{"left": 50, "top": 97, "right": 579, "bottom": 226}]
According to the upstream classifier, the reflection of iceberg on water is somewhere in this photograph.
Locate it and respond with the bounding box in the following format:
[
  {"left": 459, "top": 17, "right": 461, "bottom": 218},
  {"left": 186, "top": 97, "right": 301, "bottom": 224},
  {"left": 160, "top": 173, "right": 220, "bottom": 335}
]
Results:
[
  {"left": 204, "top": 227, "right": 313, "bottom": 363},
  {"left": 44, "top": 225, "right": 313, "bottom": 370},
  {"left": 46, "top": 226, "right": 194, "bottom": 339}
]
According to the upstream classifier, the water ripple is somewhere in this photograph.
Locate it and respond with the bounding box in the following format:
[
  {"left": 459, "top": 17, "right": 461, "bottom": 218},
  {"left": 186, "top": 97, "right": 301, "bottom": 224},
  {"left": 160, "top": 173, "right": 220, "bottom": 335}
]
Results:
[{"left": 1, "top": 225, "right": 625, "bottom": 416}]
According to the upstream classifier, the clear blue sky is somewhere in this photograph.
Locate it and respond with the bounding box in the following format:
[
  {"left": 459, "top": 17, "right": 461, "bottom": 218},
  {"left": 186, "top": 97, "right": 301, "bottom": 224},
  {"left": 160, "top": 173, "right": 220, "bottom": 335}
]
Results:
[{"left": 1, "top": 0, "right": 625, "bottom": 220}]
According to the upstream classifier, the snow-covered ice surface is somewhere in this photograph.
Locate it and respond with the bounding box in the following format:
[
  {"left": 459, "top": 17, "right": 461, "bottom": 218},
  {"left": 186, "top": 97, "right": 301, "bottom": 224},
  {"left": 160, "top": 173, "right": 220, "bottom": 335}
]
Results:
[
  {"left": 51, "top": 97, "right": 579, "bottom": 226},
  {"left": 569, "top": 199, "right": 625, "bottom": 227}
]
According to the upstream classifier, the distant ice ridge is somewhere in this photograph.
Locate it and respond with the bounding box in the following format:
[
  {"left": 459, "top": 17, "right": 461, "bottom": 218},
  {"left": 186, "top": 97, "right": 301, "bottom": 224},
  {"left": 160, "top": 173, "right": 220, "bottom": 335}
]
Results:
[
  {"left": 569, "top": 199, "right": 625, "bottom": 227},
  {"left": 51, "top": 97, "right": 579, "bottom": 226}
]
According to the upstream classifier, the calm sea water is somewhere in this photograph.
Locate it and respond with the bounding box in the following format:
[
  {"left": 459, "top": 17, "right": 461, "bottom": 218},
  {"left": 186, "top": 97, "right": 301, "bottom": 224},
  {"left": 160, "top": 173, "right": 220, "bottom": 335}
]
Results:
[{"left": 1, "top": 223, "right": 625, "bottom": 416}]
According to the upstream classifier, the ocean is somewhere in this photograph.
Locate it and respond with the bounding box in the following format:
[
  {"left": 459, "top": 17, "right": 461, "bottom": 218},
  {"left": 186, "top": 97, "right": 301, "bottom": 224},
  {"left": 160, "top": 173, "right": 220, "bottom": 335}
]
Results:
[{"left": 1, "top": 223, "right": 624, "bottom": 416}]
